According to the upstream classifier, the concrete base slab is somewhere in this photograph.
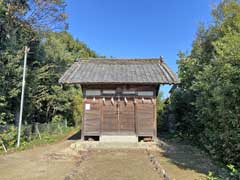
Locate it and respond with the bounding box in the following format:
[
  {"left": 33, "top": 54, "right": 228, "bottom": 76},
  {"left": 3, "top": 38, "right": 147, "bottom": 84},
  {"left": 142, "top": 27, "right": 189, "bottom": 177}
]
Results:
[
  {"left": 100, "top": 135, "right": 138, "bottom": 143},
  {"left": 71, "top": 141, "right": 159, "bottom": 151}
]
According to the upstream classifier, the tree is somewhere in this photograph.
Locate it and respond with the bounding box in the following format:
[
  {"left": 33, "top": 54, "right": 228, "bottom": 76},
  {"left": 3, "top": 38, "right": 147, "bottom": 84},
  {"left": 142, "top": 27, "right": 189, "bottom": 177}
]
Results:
[
  {"left": 170, "top": 0, "right": 240, "bottom": 167},
  {"left": 0, "top": 0, "right": 97, "bottom": 126},
  {"left": 27, "top": 31, "right": 97, "bottom": 125},
  {"left": 0, "top": 0, "right": 68, "bottom": 125}
]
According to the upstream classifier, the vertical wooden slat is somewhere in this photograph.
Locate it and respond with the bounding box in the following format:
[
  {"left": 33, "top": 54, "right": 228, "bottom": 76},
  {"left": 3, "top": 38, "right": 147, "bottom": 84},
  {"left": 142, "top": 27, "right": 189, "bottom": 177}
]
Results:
[
  {"left": 136, "top": 98, "right": 154, "bottom": 136},
  {"left": 117, "top": 100, "right": 120, "bottom": 133},
  {"left": 100, "top": 98, "right": 103, "bottom": 136},
  {"left": 153, "top": 98, "right": 157, "bottom": 138},
  {"left": 135, "top": 99, "right": 138, "bottom": 136},
  {"left": 102, "top": 99, "right": 118, "bottom": 134},
  {"left": 81, "top": 100, "right": 85, "bottom": 140},
  {"left": 119, "top": 99, "right": 135, "bottom": 134},
  {"left": 84, "top": 98, "right": 101, "bottom": 135}
]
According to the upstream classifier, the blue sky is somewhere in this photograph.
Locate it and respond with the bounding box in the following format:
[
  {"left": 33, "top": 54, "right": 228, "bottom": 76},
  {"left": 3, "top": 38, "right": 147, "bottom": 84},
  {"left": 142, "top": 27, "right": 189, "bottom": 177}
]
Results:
[{"left": 65, "top": 0, "right": 219, "bottom": 97}]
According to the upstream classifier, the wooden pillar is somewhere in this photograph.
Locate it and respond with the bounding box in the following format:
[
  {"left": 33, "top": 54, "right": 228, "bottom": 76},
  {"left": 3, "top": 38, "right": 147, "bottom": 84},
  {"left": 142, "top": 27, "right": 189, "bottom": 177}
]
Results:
[
  {"left": 100, "top": 97, "right": 103, "bottom": 137},
  {"left": 134, "top": 98, "right": 138, "bottom": 137},
  {"left": 81, "top": 99, "right": 85, "bottom": 141},
  {"left": 117, "top": 97, "right": 120, "bottom": 134},
  {"left": 154, "top": 98, "right": 157, "bottom": 139}
]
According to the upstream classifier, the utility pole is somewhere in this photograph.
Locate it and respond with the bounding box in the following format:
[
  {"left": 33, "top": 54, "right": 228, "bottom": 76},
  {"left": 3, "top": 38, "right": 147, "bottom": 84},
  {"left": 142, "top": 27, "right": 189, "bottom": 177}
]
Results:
[{"left": 17, "top": 46, "right": 30, "bottom": 148}]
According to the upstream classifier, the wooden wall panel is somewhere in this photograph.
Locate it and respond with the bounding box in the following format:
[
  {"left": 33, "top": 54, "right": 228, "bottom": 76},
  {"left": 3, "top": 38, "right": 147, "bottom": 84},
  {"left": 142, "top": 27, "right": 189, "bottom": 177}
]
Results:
[
  {"left": 82, "top": 84, "right": 158, "bottom": 97},
  {"left": 102, "top": 99, "right": 118, "bottom": 134},
  {"left": 84, "top": 99, "right": 101, "bottom": 135},
  {"left": 136, "top": 99, "right": 155, "bottom": 136},
  {"left": 119, "top": 99, "right": 135, "bottom": 134},
  {"left": 82, "top": 85, "right": 157, "bottom": 138}
]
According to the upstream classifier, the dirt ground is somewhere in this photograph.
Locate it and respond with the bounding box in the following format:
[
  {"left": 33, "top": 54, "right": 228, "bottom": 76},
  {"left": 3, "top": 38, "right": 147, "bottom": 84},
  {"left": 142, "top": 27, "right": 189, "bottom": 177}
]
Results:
[
  {"left": 151, "top": 137, "right": 218, "bottom": 180},
  {"left": 0, "top": 135, "right": 80, "bottom": 180},
  {"left": 68, "top": 150, "right": 161, "bottom": 180},
  {"left": 0, "top": 132, "right": 217, "bottom": 180}
]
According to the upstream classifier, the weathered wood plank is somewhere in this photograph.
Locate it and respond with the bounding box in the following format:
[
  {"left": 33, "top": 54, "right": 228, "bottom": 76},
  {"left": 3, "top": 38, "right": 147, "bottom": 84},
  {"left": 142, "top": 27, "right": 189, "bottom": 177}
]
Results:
[
  {"left": 102, "top": 99, "right": 118, "bottom": 133},
  {"left": 119, "top": 99, "right": 135, "bottom": 133},
  {"left": 84, "top": 99, "right": 101, "bottom": 135},
  {"left": 136, "top": 99, "right": 155, "bottom": 136}
]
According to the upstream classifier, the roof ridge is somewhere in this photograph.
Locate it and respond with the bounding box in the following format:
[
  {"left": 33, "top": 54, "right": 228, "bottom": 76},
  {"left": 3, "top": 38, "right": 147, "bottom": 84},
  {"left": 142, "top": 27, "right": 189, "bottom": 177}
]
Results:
[
  {"left": 76, "top": 58, "right": 166, "bottom": 64},
  {"left": 76, "top": 57, "right": 164, "bottom": 61}
]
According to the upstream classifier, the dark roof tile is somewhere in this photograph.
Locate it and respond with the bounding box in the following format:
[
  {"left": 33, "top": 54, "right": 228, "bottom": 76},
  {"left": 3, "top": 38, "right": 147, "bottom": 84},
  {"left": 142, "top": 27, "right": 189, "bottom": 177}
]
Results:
[{"left": 59, "top": 58, "right": 180, "bottom": 84}]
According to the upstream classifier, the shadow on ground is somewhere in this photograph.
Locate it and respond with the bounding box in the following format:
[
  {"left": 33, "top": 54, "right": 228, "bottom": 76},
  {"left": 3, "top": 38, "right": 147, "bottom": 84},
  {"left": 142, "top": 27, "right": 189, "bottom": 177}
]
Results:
[
  {"left": 68, "top": 130, "right": 81, "bottom": 140},
  {"left": 156, "top": 133, "right": 218, "bottom": 175}
]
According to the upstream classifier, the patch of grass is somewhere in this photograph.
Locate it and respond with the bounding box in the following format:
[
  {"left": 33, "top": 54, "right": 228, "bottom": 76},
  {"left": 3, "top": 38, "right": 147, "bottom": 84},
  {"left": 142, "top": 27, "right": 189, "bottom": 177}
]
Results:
[{"left": 0, "top": 127, "right": 78, "bottom": 154}]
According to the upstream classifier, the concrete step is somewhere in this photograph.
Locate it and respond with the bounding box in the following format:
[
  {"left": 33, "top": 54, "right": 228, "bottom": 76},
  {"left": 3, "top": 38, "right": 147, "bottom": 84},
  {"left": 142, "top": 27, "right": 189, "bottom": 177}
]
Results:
[
  {"left": 98, "top": 142, "right": 142, "bottom": 149},
  {"left": 71, "top": 141, "right": 157, "bottom": 151},
  {"left": 100, "top": 135, "right": 138, "bottom": 143}
]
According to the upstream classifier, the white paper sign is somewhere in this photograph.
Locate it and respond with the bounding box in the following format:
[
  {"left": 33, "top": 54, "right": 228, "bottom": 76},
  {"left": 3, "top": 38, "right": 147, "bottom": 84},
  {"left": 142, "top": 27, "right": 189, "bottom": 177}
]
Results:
[{"left": 85, "top": 104, "right": 90, "bottom": 110}]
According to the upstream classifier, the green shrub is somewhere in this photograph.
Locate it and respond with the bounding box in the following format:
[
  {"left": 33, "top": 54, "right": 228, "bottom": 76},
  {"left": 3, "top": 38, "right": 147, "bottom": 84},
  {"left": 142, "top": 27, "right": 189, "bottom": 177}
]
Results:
[
  {"left": 0, "top": 126, "right": 17, "bottom": 150},
  {"left": 0, "top": 121, "right": 73, "bottom": 152},
  {"left": 197, "top": 165, "right": 240, "bottom": 180}
]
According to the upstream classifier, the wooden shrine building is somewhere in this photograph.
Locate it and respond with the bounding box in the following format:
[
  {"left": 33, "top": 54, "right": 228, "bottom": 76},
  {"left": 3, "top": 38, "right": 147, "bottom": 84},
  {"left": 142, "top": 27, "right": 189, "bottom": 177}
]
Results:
[{"left": 59, "top": 58, "right": 179, "bottom": 141}]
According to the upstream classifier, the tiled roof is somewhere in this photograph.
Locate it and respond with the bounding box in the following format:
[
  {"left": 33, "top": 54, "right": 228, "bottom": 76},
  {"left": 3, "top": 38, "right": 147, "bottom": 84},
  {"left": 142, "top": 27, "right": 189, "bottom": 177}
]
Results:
[{"left": 59, "top": 58, "right": 179, "bottom": 84}]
